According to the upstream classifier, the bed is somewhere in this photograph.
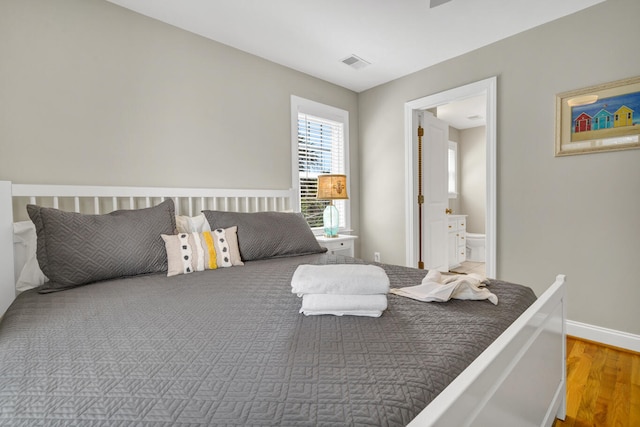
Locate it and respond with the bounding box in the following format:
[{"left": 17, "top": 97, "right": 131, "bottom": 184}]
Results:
[{"left": 0, "top": 181, "right": 566, "bottom": 426}]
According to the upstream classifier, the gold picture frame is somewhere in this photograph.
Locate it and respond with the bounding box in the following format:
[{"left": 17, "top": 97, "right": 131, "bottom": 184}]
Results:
[{"left": 555, "top": 76, "right": 640, "bottom": 156}]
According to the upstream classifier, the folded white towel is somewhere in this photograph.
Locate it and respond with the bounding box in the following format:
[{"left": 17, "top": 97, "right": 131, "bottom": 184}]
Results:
[
  {"left": 300, "top": 294, "right": 388, "bottom": 317},
  {"left": 390, "top": 271, "right": 498, "bottom": 305},
  {"left": 291, "top": 264, "right": 390, "bottom": 296}
]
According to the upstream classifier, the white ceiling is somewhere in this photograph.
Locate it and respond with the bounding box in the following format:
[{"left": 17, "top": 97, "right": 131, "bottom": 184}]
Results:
[
  {"left": 437, "top": 94, "right": 487, "bottom": 130},
  {"left": 104, "top": 0, "right": 604, "bottom": 93}
]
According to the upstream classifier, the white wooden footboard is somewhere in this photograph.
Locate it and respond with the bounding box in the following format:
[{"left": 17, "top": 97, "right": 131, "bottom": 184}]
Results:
[{"left": 408, "top": 274, "right": 566, "bottom": 427}]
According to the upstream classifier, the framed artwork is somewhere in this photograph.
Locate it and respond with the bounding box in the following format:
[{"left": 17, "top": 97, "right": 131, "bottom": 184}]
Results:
[{"left": 555, "top": 76, "right": 640, "bottom": 156}]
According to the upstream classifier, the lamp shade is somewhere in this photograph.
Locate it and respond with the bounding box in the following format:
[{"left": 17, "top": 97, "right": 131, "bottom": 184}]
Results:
[{"left": 316, "top": 174, "right": 348, "bottom": 200}]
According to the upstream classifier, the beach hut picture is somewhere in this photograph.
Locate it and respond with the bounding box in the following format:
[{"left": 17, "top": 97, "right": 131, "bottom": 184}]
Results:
[
  {"left": 556, "top": 76, "right": 640, "bottom": 156},
  {"left": 571, "top": 90, "right": 640, "bottom": 138}
]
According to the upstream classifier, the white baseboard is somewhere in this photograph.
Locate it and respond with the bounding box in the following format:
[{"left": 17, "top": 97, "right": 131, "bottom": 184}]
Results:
[{"left": 566, "top": 320, "right": 640, "bottom": 353}]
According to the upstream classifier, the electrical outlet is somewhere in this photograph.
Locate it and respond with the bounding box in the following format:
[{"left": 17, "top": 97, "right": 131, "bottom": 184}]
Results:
[{"left": 374, "top": 252, "right": 381, "bottom": 262}]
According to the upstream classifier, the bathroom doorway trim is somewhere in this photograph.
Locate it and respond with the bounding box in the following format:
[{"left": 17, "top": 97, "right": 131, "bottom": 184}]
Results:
[{"left": 404, "top": 76, "right": 497, "bottom": 278}]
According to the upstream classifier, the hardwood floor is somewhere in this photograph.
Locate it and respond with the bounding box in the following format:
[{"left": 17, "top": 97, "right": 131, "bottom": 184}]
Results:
[{"left": 553, "top": 336, "right": 640, "bottom": 427}]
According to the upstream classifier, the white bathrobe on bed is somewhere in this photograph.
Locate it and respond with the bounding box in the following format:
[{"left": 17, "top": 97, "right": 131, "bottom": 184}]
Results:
[{"left": 390, "top": 270, "right": 498, "bottom": 305}]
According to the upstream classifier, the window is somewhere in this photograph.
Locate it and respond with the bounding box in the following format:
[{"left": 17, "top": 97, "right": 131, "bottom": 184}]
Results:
[
  {"left": 291, "top": 96, "right": 349, "bottom": 231},
  {"left": 448, "top": 141, "right": 458, "bottom": 198}
]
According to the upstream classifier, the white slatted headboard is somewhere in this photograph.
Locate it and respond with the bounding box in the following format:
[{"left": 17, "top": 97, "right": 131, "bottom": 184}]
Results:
[{"left": 0, "top": 181, "right": 296, "bottom": 316}]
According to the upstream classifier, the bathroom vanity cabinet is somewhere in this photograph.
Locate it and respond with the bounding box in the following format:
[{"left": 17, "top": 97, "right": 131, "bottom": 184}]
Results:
[{"left": 447, "top": 215, "right": 467, "bottom": 269}]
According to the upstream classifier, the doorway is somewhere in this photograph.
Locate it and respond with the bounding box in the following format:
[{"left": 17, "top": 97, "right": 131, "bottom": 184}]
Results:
[{"left": 404, "top": 77, "right": 497, "bottom": 278}]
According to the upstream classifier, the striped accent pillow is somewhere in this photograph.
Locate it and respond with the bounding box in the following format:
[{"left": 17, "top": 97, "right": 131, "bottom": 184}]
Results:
[{"left": 162, "top": 228, "right": 242, "bottom": 277}]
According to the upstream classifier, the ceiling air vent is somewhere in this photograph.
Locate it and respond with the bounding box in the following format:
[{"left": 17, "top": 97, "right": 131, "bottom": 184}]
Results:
[{"left": 341, "top": 54, "right": 370, "bottom": 70}]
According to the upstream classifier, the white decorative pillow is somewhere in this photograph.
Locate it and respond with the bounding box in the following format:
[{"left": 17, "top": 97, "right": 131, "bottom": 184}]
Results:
[
  {"left": 223, "top": 226, "right": 244, "bottom": 266},
  {"left": 13, "top": 221, "right": 47, "bottom": 292},
  {"left": 175, "top": 213, "right": 211, "bottom": 233},
  {"left": 162, "top": 227, "right": 243, "bottom": 277}
]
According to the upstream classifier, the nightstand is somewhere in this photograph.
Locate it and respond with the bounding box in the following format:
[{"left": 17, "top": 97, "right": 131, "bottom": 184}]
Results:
[{"left": 316, "top": 234, "right": 358, "bottom": 257}]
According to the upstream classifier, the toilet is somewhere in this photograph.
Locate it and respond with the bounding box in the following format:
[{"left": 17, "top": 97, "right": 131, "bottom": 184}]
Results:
[{"left": 466, "top": 233, "right": 486, "bottom": 262}]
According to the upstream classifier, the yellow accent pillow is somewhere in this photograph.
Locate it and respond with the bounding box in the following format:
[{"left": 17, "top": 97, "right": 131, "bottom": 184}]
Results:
[{"left": 161, "top": 227, "right": 242, "bottom": 277}]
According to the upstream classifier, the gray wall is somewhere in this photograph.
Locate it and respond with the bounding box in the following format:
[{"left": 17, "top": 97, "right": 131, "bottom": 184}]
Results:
[
  {"left": 0, "top": 0, "right": 360, "bottom": 248},
  {"left": 459, "top": 126, "right": 485, "bottom": 234},
  {"left": 359, "top": 0, "right": 640, "bottom": 335}
]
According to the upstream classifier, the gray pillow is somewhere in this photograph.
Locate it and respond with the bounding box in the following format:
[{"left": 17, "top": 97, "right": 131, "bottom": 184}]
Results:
[
  {"left": 202, "top": 210, "right": 326, "bottom": 261},
  {"left": 27, "top": 199, "right": 176, "bottom": 291}
]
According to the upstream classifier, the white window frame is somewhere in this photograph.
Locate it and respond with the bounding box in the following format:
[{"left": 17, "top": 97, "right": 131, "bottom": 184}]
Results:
[
  {"left": 291, "top": 95, "right": 350, "bottom": 234},
  {"left": 448, "top": 140, "right": 458, "bottom": 199}
]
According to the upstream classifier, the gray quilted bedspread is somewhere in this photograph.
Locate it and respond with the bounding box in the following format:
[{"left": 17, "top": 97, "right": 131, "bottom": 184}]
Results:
[{"left": 0, "top": 254, "right": 536, "bottom": 426}]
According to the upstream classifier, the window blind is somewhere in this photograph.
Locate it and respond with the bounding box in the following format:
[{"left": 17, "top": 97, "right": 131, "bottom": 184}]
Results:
[{"left": 297, "top": 113, "right": 346, "bottom": 228}]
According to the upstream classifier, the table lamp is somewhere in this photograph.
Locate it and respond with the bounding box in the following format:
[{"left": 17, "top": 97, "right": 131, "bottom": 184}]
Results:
[{"left": 316, "top": 174, "right": 348, "bottom": 237}]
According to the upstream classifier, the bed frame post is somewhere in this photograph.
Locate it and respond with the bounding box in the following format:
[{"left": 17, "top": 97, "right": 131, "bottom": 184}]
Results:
[
  {"left": 0, "top": 181, "right": 16, "bottom": 316},
  {"left": 557, "top": 276, "right": 567, "bottom": 421}
]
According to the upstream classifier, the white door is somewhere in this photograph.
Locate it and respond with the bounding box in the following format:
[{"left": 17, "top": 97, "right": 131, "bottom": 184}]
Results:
[{"left": 419, "top": 111, "right": 449, "bottom": 272}]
